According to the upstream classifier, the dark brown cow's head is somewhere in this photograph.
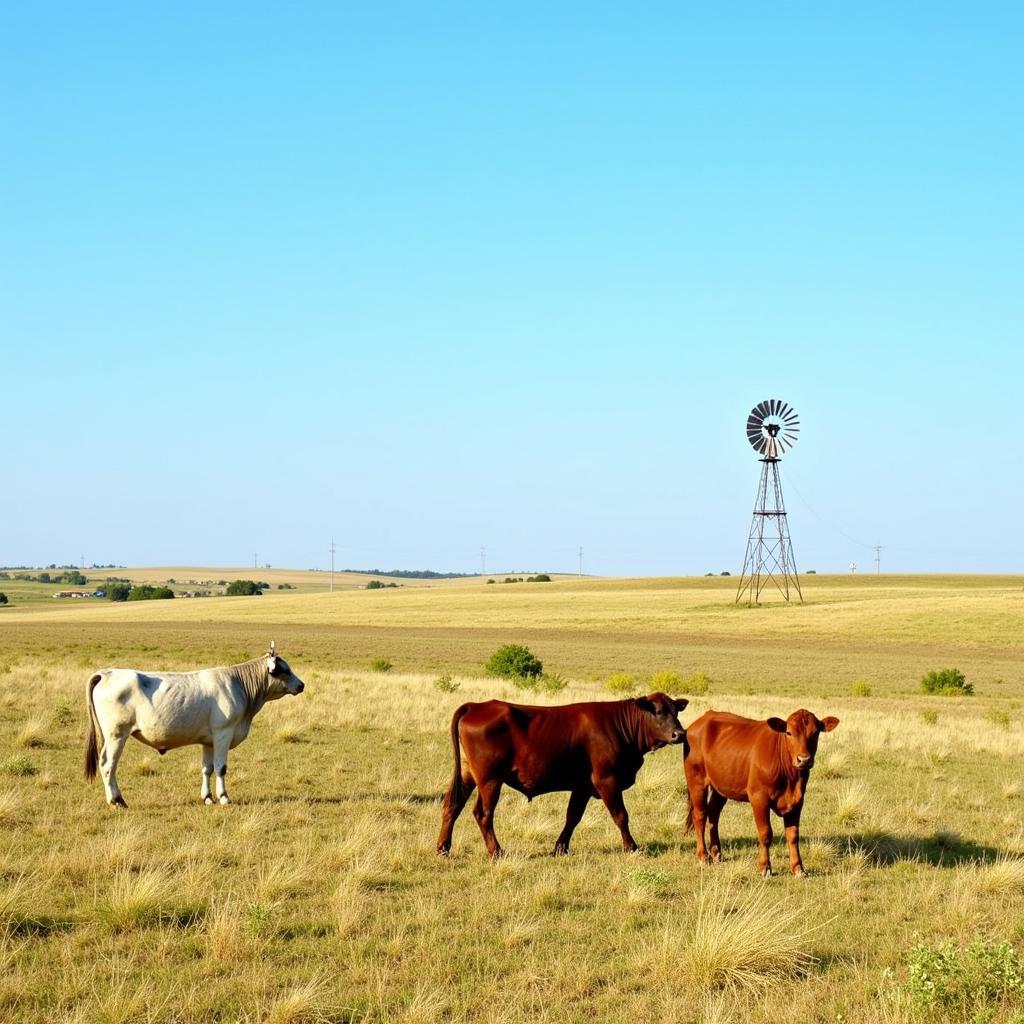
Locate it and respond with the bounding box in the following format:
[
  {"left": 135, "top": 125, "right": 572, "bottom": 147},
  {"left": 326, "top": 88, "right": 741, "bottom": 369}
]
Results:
[
  {"left": 767, "top": 709, "right": 839, "bottom": 771},
  {"left": 634, "top": 693, "right": 688, "bottom": 749}
]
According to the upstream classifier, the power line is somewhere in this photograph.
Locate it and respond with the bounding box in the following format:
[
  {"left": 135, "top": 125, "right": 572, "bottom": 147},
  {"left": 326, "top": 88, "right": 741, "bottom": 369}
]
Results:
[{"left": 329, "top": 538, "right": 336, "bottom": 592}]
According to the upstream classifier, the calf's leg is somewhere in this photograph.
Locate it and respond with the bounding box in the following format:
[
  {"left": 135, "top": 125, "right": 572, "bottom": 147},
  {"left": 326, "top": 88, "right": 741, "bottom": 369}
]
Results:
[
  {"left": 706, "top": 789, "right": 727, "bottom": 863},
  {"left": 553, "top": 788, "right": 590, "bottom": 856},
  {"left": 687, "top": 775, "right": 711, "bottom": 864},
  {"left": 594, "top": 777, "right": 639, "bottom": 853},
  {"left": 783, "top": 805, "right": 806, "bottom": 877},
  {"left": 751, "top": 798, "right": 774, "bottom": 877},
  {"left": 436, "top": 772, "right": 476, "bottom": 854},
  {"left": 200, "top": 745, "right": 214, "bottom": 804},
  {"left": 472, "top": 779, "right": 504, "bottom": 859}
]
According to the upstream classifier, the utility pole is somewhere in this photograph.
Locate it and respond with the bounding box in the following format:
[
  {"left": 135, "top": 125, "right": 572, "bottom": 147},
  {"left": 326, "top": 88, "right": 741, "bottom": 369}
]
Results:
[
  {"left": 578, "top": 546, "right": 583, "bottom": 577},
  {"left": 254, "top": 552, "right": 258, "bottom": 569},
  {"left": 329, "top": 538, "right": 336, "bottom": 592},
  {"left": 873, "top": 544, "right": 884, "bottom": 575},
  {"left": 480, "top": 546, "right": 486, "bottom": 578}
]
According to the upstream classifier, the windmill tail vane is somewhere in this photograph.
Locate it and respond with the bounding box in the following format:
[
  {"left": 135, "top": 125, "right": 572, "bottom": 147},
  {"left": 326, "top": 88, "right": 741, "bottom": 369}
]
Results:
[{"left": 736, "top": 399, "right": 803, "bottom": 605}]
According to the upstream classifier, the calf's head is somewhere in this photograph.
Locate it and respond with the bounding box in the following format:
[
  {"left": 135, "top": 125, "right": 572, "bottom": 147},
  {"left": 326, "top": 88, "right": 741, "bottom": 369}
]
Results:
[
  {"left": 634, "top": 693, "right": 688, "bottom": 749},
  {"left": 265, "top": 641, "right": 305, "bottom": 699},
  {"left": 767, "top": 709, "right": 839, "bottom": 770}
]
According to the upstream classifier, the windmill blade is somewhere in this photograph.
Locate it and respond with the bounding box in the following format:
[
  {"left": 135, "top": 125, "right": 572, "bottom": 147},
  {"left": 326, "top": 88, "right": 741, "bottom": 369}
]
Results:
[
  {"left": 783, "top": 408, "right": 799, "bottom": 422},
  {"left": 776, "top": 401, "right": 790, "bottom": 417},
  {"left": 755, "top": 400, "right": 771, "bottom": 421}
]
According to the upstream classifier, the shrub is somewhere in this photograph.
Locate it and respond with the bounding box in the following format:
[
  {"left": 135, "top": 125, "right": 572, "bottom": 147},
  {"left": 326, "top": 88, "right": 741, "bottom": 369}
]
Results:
[
  {"left": 851, "top": 680, "right": 872, "bottom": 698},
  {"left": 527, "top": 574, "right": 551, "bottom": 583},
  {"left": 688, "top": 671, "right": 712, "bottom": 696},
  {"left": 0, "top": 592, "right": 7, "bottom": 606},
  {"left": 537, "top": 672, "right": 567, "bottom": 694},
  {"left": 366, "top": 580, "right": 385, "bottom": 589},
  {"left": 605, "top": 672, "right": 639, "bottom": 695},
  {"left": 433, "top": 672, "right": 460, "bottom": 694},
  {"left": 225, "top": 580, "right": 262, "bottom": 596},
  {"left": 650, "top": 669, "right": 684, "bottom": 693},
  {"left": 485, "top": 644, "right": 542, "bottom": 680},
  {"left": 369, "top": 658, "right": 392, "bottom": 674},
  {"left": 921, "top": 668, "right": 974, "bottom": 697},
  {"left": 486, "top": 579, "right": 496, "bottom": 584},
  {"left": 106, "top": 583, "right": 131, "bottom": 602},
  {"left": 920, "top": 708, "right": 939, "bottom": 726},
  {"left": 905, "top": 934, "right": 1024, "bottom": 1013},
  {"left": 276, "top": 583, "right": 294, "bottom": 589},
  {"left": 1, "top": 755, "right": 37, "bottom": 777}
]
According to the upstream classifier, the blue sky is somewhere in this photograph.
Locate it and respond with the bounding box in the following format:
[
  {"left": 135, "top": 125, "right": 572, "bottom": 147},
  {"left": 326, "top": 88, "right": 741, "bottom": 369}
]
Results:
[{"left": 3, "top": 4, "right": 1021, "bottom": 575}]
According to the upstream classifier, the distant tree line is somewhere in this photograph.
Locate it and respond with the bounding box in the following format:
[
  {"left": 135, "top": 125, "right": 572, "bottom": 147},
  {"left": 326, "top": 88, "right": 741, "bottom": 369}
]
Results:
[
  {"left": 344, "top": 568, "right": 474, "bottom": 579},
  {"left": 4, "top": 570, "right": 89, "bottom": 586}
]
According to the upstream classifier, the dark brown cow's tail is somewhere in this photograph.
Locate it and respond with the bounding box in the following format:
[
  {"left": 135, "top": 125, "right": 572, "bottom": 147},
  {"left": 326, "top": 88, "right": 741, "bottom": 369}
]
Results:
[
  {"left": 444, "top": 704, "right": 472, "bottom": 807},
  {"left": 84, "top": 672, "right": 103, "bottom": 781}
]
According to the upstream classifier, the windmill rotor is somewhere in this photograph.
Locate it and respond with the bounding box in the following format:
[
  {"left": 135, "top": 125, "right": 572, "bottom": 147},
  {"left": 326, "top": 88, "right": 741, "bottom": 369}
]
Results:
[{"left": 746, "top": 399, "right": 800, "bottom": 458}]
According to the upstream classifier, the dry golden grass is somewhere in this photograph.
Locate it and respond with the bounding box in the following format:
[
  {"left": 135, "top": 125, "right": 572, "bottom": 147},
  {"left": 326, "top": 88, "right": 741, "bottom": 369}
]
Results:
[{"left": 2, "top": 575, "right": 1024, "bottom": 1022}]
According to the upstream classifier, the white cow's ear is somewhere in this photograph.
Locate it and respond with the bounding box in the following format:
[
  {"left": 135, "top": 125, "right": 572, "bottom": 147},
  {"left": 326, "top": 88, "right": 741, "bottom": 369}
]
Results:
[{"left": 267, "top": 656, "right": 278, "bottom": 673}]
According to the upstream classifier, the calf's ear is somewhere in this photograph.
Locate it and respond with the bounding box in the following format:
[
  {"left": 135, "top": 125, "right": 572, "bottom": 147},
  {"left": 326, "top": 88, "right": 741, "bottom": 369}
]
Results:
[
  {"left": 819, "top": 716, "right": 840, "bottom": 732},
  {"left": 633, "top": 697, "right": 655, "bottom": 714},
  {"left": 767, "top": 717, "right": 787, "bottom": 733},
  {"left": 673, "top": 697, "right": 689, "bottom": 712}
]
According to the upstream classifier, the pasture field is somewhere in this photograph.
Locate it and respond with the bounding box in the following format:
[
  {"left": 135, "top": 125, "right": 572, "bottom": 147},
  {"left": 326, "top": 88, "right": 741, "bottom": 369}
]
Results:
[{"left": 2, "top": 574, "right": 1024, "bottom": 1022}]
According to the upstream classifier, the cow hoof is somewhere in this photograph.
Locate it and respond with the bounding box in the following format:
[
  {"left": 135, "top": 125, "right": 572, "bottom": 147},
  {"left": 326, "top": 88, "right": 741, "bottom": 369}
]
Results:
[
  {"left": 436, "top": 845, "right": 451, "bottom": 857},
  {"left": 218, "top": 795, "right": 231, "bottom": 805},
  {"left": 109, "top": 796, "right": 128, "bottom": 809},
  {"left": 552, "top": 845, "right": 570, "bottom": 857},
  {"left": 793, "top": 868, "right": 807, "bottom": 878},
  {"left": 761, "top": 867, "right": 773, "bottom": 879},
  {"left": 204, "top": 796, "right": 214, "bottom": 805}
]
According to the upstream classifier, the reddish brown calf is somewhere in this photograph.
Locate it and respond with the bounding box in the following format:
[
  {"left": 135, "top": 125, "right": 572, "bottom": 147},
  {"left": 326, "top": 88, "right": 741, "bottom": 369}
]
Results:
[
  {"left": 437, "top": 694, "right": 687, "bottom": 858},
  {"left": 683, "top": 709, "right": 839, "bottom": 877}
]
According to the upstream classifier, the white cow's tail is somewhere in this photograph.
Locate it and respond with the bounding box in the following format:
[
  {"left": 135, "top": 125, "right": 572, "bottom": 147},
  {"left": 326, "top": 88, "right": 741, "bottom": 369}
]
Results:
[{"left": 84, "top": 673, "right": 103, "bottom": 781}]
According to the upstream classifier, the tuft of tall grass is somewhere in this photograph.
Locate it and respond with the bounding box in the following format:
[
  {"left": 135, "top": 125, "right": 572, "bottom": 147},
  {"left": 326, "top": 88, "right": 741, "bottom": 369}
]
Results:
[
  {"left": 834, "top": 780, "right": 869, "bottom": 825},
  {"left": 258, "top": 978, "right": 332, "bottom": 1024},
  {"left": 0, "top": 789, "right": 21, "bottom": 827},
  {"left": 667, "top": 882, "right": 820, "bottom": 992},
  {"left": 95, "top": 866, "right": 179, "bottom": 931},
  {"left": 16, "top": 718, "right": 46, "bottom": 748}
]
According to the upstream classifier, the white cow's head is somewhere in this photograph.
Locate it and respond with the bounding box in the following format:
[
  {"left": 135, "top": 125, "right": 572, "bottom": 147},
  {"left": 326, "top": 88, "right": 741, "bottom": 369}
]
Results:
[{"left": 265, "top": 640, "right": 305, "bottom": 699}]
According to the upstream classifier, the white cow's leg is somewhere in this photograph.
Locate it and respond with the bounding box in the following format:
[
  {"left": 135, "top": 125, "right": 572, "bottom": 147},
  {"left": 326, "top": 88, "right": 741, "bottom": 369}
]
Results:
[
  {"left": 100, "top": 727, "right": 131, "bottom": 808},
  {"left": 201, "top": 745, "right": 214, "bottom": 804},
  {"left": 212, "top": 729, "right": 232, "bottom": 805}
]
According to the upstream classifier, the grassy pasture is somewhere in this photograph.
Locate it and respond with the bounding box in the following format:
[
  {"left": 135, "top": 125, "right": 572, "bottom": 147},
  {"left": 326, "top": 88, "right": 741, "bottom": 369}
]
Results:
[{"left": 2, "top": 574, "right": 1024, "bottom": 1022}]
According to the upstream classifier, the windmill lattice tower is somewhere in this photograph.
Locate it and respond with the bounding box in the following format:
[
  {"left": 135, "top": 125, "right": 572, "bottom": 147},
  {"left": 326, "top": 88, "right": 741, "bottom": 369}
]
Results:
[{"left": 736, "top": 399, "right": 803, "bottom": 604}]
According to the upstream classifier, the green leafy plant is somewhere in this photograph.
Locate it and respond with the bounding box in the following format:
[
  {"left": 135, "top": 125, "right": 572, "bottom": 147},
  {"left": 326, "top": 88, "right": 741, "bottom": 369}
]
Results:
[
  {"left": 921, "top": 708, "right": 939, "bottom": 725},
  {"left": 485, "top": 644, "right": 542, "bottom": 680},
  {"left": 536, "top": 672, "right": 567, "bottom": 694},
  {"left": 1, "top": 755, "right": 37, "bottom": 777},
  {"left": 905, "top": 934, "right": 1024, "bottom": 1014},
  {"left": 851, "top": 680, "right": 872, "bottom": 698},
  {"left": 52, "top": 702, "right": 75, "bottom": 727},
  {"left": 433, "top": 672, "right": 459, "bottom": 694},
  {"left": 921, "top": 668, "right": 974, "bottom": 697},
  {"left": 370, "top": 658, "right": 393, "bottom": 674},
  {"left": 687, "top": 671, "right": 712, "bottom": 696},
  {"left": 605, "top": 672, "right": 638, "bottom": 695},
  {"left": 649, "top": 670, "right": 684, "bottom": 692},
  {"left": 225, "top": 580, "right": 261, "bottom": 596}
]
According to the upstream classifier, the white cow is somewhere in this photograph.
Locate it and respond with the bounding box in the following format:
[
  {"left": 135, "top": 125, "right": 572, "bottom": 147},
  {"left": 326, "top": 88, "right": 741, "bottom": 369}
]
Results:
[{"left": 84, "top": 642, "right": 304, "bottom": 807}]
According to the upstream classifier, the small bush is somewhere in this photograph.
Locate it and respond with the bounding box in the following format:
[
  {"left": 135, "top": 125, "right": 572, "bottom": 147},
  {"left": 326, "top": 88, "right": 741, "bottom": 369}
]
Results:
[
  {"left": 369, "top": 658, "right": 392, "bottom": 674},
  {"left": 127, "top": 585, "right": 174, "bottom": 601},
  {"left": 537, "top": 672, "right": 567, "bottom": 694},
  {"left": 225, "top": 580, "right": 262, "bottom": 596},
  {"left": 433, "top": 672, "right": 460, "bottom": 694},
  {"left": 688, "top": 671, "right": 712, "bottom": 696},
  {"left": 650, "top": 670, "right": 684, "bottom": 693},
  {"left": 527, "top": 574, "right": 551, "bottom": 583},
  {"left": 905, "top": 934, "right": 1024, "bottom": 1014},
  {"left": 0, "top": 592, "right": 7, "bottom": 606},
  {"left": 851, "top": 680, "right": 872, "bottom": 698},
  {"left": 485, "top": 644, "right": 542, "bottom": 680},
  {"left": 921, "top": 708, "right": 939, "bottom": 726},
  {"left": 1, "top": 756, "right": 37, "bottom": 777},
  {"left": 605, "top": 672, "right": 638, "bottom": 695},
  {"left": 106, "top": 583, "right": 131, "bottom": 602},
  {"left": 486, "top": 579, "right": 496, "bottom": 584},
  {"left": 921, "top": 668, "right": 974, "bottom": 697}
]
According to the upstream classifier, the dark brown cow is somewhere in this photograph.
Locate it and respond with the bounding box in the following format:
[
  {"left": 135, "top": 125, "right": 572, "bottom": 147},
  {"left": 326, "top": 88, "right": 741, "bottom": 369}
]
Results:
[
  {"left": 437, "top": 693, "right": 688, "bottom": 858},
  {"left": 683, "top": 709, "right": 839, "bottom": 877}
]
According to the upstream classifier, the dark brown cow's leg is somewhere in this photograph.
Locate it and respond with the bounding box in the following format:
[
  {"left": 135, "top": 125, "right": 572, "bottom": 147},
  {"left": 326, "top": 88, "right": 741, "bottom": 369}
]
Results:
[
  {"left": 751, "top": 798, "right": 774, "bottom": 877},
  {"left": 473, "top": 779, "right": 504, "bottom": 859},
  {"left": 436, "top": 773, "right": 476, "bottom": 855},
  {"left": 595, "top": 777, "right": 638, "bottom": 853},
  {"left": 783, "top": 805, "right": 805, "bottom": 877},
  {"left": 706, "top": 789, "right": 727, "bottom": 863},
  {"left": 553, "top": 788, "right": 590, "bottom": 856}
]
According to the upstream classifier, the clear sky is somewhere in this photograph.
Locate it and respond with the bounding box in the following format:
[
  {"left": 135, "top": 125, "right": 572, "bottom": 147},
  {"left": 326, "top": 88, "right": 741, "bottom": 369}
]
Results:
[{"left": 3, "top": 4, "right": 1021, "bottom": 575}]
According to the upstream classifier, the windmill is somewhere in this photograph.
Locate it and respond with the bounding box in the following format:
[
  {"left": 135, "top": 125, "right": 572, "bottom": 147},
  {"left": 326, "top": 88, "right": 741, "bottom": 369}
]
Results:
[{"left": 736, "top": 400, "right": 803, "bottom": 604}]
